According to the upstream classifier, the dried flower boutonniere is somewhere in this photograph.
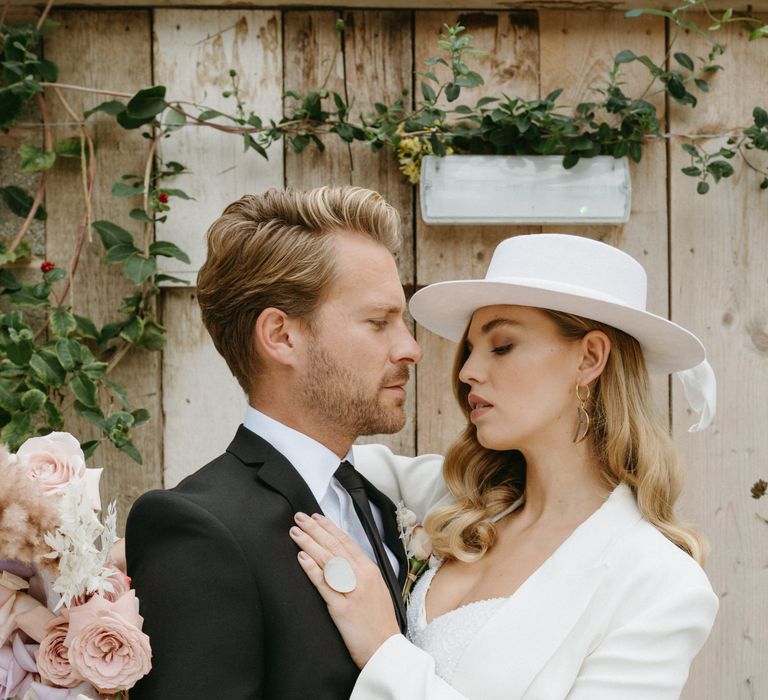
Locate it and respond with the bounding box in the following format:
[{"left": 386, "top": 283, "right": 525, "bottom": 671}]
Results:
[{"left": 396, "top": 501, "right": 433, "bottom": 602}]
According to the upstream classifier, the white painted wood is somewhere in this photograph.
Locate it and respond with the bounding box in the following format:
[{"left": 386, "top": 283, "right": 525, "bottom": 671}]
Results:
[
  {"left": 153, "top": 9, "right": 283, "bottom": 283},
  {"left": 155, "top": 10, "right": 283, "bottom": 486},
  {"left": 161, "top": 289, "right": 247, "bottom": 488}
]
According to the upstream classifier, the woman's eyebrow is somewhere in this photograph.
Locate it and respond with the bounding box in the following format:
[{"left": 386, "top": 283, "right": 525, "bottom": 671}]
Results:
[{"left": 480, "top": 318, "right": 522, "bottom": 334}]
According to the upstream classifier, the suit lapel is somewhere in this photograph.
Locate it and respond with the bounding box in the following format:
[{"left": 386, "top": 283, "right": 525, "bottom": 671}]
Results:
[
  {"left": 451, "top": 484, "right": 643, "bottom": 699},
  {"left": 226, "top": 425, "right": 323, "bottom": 518}
]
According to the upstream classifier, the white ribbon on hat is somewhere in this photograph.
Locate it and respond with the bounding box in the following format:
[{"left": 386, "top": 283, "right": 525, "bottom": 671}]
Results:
[{"left": 675, "top": 359, "right": 716, "bottom": 432}]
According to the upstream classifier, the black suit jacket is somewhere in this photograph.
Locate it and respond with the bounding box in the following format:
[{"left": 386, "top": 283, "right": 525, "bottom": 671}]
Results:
[{"left": 126, "top": 425, "right": 408, "bottom": 700}]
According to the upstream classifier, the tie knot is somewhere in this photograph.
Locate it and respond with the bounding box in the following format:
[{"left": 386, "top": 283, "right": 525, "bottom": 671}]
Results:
[{"left": 334, "top": 461, "right": 366, "bottom": 493}]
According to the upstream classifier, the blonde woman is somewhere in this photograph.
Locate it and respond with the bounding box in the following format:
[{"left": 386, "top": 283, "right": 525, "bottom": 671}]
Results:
[{"left": 290, "top": 234, "right": 719, "bottom": 699}]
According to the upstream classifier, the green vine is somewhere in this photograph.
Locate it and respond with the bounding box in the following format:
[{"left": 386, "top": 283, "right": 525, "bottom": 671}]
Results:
[{"left": 0, "top": 0, "right": 766, "bottom": 462}]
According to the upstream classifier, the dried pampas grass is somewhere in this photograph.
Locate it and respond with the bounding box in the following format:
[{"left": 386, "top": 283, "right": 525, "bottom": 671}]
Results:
[{"left": 0, "top": 444, "right": 59, "bottom": 570}]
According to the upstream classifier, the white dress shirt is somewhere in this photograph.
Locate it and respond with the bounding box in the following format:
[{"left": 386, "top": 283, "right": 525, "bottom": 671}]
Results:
[{"left": 243, "top": 406, "right": 399, "bottom": 575}]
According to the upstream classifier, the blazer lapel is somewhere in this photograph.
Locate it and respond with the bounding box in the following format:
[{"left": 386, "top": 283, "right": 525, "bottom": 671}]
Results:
[
  {"left": 226, "top": 425, "right": 323, "bottom": 518},
  {"left": 451, "top": 484, "right": 643, "bottom": 699}
]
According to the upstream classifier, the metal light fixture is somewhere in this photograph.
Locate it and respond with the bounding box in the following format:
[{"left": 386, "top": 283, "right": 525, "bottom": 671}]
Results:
[{"left": 419, "top": 154, "right": 631, "bottom": 225}]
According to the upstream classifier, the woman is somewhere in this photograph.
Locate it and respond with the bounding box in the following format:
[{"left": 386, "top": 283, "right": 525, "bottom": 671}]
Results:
[{"left": 289, "top": 234, "right": 719, "bottom": 699}]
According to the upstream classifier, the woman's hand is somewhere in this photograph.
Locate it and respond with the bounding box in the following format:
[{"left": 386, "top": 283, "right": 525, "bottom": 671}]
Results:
[{"left": 290, "top": 512, "right": 400, "bottom": 668}]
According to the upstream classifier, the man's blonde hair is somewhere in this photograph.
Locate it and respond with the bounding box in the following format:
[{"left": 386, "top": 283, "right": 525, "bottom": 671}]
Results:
[{"left": 196, "top": 186, "right": 401, "bottom": 393}]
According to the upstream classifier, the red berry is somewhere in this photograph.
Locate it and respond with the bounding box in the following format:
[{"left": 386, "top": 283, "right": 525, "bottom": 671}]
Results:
[
  {"left": 157, "top": 192, "right": 169, "bottom": 204},
  {"left": 41, "top": 261, "right": 55, "bottom": 273}
]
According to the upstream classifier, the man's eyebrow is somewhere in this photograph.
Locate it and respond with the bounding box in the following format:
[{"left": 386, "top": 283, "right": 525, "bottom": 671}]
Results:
[
  {"left": 479, "top": 318, "right": 522, "bottom": 334},
  {"left": 365, "top": 304, "right": 404, "bottom": 315}
]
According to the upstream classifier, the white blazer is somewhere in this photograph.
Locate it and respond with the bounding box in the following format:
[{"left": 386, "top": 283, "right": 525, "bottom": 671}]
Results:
[{"left": 352, "top": 446, "right": 718, "bottom": 700}]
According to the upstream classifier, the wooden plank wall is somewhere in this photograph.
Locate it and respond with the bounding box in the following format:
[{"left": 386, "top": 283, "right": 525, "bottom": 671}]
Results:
[{"left": 34, "top": 7, "right": 766, "bottom": 696}]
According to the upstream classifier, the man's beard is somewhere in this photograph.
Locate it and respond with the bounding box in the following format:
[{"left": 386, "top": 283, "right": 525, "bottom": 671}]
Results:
[{"left": 301, "top": 344, "right": 409, "bottom": 439}]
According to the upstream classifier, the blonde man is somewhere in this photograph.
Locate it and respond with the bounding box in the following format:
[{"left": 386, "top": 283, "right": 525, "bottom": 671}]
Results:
[{"left": 126, "top": 187, "right": 443, "bottom": 699}]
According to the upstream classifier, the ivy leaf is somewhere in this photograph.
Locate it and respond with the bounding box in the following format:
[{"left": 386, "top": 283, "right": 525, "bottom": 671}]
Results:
[
  {"left": 19, "top": 143, "right": 56, "bottom": 173},
  {"left": 0, "top": 186, "right": 46, "bottom": 220},
  {"left": 70, "top": 372, "right": 98, "bottom": 408},
  {"left": 148, "top": 241, "right": 190, "bottom": 263},
  {"left": 83, "top": 100, "right": 125, "bottom": 119},
  {"left": 673, "top": 52, "right": 694, "bottom": 71},
  {"left": 92, "top": 221, "right": 135, "bottom": 249},
  {"left": 124, "top": 254, "right": 157, "bottom": 285},
  {"left": 126, "top": 85, "right": 167, "bottom": 120},
  {"left": 21, "top": 388, "right": 46, "bottom": 413},
  {"left": 29, "top": 349, "right": 66, "bottom": 387},
  {"left": 0, "top": 413, "right": 33, "bottom": 450},
  {"left": 80, "top": 439, "right": 101, "bottom": 460},
  {"left": 74, "top": 314, "right": 99, "bottom": 341},
  {"left": 50, "top": 307, "right": 77, "bottom": 338},
  {"left": 81, "top": 361, "right": 108, "bottom": 381},
  {"left": 55, "top": 337, "right": 80, "bottom": 370}
]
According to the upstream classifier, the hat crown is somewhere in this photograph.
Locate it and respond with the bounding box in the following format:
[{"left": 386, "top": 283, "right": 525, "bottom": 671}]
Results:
[{"left": 486, "top": 234, "right": 647, "bottom": 310}]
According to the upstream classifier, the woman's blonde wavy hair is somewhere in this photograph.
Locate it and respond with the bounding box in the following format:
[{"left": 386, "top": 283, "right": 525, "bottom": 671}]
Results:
[{"left": 425, "top": 309, "right": 708, "bottom": 565}]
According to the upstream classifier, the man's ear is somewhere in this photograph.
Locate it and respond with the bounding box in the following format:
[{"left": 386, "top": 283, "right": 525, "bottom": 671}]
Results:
[
  {"left": 577, "top": 330, "right": 611, "bottom": 385},
  {"left": 253, "top": 307, "right": 305, "bottom": 368}
]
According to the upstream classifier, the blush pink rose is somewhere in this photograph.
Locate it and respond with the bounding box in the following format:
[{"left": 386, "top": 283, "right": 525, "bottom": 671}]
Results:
[
  {"left": 64, "top": 591, "right": 151, "bottom": 694},
  {"left": 37, "top": 616, "right": 83, "bottom": 688},
  {"left": 407, "top": 525, "right": 433, "bottom": 560},
  {"left": 16, "top": 432, "right": 86, "bottom": 493}
]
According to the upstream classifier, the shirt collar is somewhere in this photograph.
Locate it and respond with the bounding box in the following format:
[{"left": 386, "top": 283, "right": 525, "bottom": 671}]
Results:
[{"left": 243, "top": 405, "right": 353, "bottom": 504}]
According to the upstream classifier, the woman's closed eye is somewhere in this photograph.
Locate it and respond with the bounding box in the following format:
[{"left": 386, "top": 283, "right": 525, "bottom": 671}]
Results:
[{"left": 491, "top": 344, "right": 513, "bottom": 355}]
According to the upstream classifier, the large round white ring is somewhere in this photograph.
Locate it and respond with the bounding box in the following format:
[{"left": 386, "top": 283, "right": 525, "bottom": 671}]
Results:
[{"left": 323, "top": 556, "right": 357, "bottom": 593}]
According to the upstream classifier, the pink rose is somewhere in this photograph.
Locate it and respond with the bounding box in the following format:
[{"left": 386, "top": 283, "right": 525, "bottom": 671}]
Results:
[
  {"left": 0, "top": 633, "right": 38, "bottom": 699},
  {"left": 37, "top": 616, "right": 83, "bottom": 688},
  {"left": 407, "top": 525, "right": 433, "bottom": 560},
  {"left": 16, "top": 433, "right": 86, "bottom": 493},
  {"left": 64, "top": 592, "right": 151, "bottom": 694}
]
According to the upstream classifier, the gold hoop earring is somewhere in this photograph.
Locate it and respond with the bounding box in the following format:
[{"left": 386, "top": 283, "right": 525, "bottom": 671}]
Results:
[{"left": 573, "top": 383, "right": 590, "bottom": 444}]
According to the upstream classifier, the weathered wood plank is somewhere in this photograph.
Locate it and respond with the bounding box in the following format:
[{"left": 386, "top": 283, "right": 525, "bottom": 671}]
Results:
[
  {"left": 13, "top": 0, "right": 768, "bottom": 13},
  {"left": 285, "top": 9, "right": 417, "bottom": 455},
  {"left": 153, "top": 9, "right": 283, "bottom": 284},
  {"left": 669, "top": 19, "right": 768, "bottom": 700},
  {"left": 414, "top": 11, "right": 540, "bottom": 456},
  {"left": 154, "top": 10, "right": 283, "bottom": 486},
  {"left": 44, "top": 10, "right": 160, "bottom": 532},
  {"left": 539, "top": 9, "right": 669, "bottom": 416}
]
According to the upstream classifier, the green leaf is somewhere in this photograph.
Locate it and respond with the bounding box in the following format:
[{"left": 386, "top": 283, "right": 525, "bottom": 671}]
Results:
[
  {"left": 29, "top": 349, "right": 66, "bottom": 387},
  {"left": 55, "top": 337, "right": 80, "bottom": 370},
  {"left": 132, "top": 408, "right": 151, "bottom": 427},
  {"left": 148, "top": 241, "right": 191, "bottom": 263},
  {"left": 697, "top": 180, "right": 710, "bottom": 195},
  {"left": 104, "top": 243, "right": 140, "bottom": 264},
  {"left": 155, "top": 274, "right": 190, "bottom": 285},
  {"left": 19, "top": 143, "right": 56, "bottom": 173},
  {"left": 92, "top": 221, "right": 135, "bottom": 249},
  {"left": 118, "top": 440, "right": 143, "bottom": 464},
  {"left": 197, "top": 109, "right": 222, "bottom": 121},
  {"left": 0, "top": 186, "right": 46, "bottom": 220},
  {"left": 43, "top": 267, "right": 67, "bottom": 283},
  {"left": 290, "top": 134, "right": 310, "bottom": 152},
  {"left": 126, "top": 85, "right": 167, "bottom": 120},
  {"left": 681, "top": 166, "right": 702, "bottom": 176},
  {"left": 43, "top": 400, "right": 64, "bottom": 430},
  {"left": 136, "top": 320, "right": 166, "bottom": 351},
  {"left": 0, "top": 89, "right": 23, "bottom": 130},
  {"left": 681, "top": 143, "right": 699, "bottom": 158},
  {"left": 129, "top": 208, "right": 154, "bottom": 223},
  {"left": 21, "top": 388, "right": 46, "bottom": 412},
  {"left": 0, "top": 382, "right": 22, "bottom": 412},
  {"left": 562, "top": 153, "right": 580, "bottom": 169},
  {"left": 80, "top": 439, "right": 100, "bottom": 460},
  {"left": 158, "top": 188, "right": 193, "bottom": 201},
  {"left": 112, "top": 182, "right": 145, "bottom": 197},
  {"left": 673, "top": 52, "right": 694, "bottom": 71},
  {"left": 74, "top": 314, "right": 99, "bottom": 340},
  {"left": 108, "top": 380, "right": 131, "bottom": 409},
  {"left": 1, "top": 413, "right": 33, "bottom": 451},
  {"left": 694, "top": 78, "right": 709, "bottom": 93},
  {"left": 421, "top": 82, "right": 437, "bottom": 103},
  {"left": 50, "top": 307, "right": 77, "bottom": 338},
  {"left": 124, "top": 254, "right": 157, "bottom": 284},
  {"left": 614, "top": 50, "right": 637, "bottom": 64},
  {"left": 70, "top": 372, "right": 98, "bottom": 408},
  {"left": 81, "top": 361, "right": 108, "bottom": 380},
  {"left": 83, "top": 100, "right": 125, "bottom": 119},
  {"left": 75, "top": 402, "right": 105, "bottom": 429},
  {"left": 163, "top": 107, "right": 187, "bottom": 131},
  {"left": 54, "top": 137, "right": 84, "bottom": 159},
  {"left": 119, "top": 315, "right": 145, "bottom": 344},
  {"left": 754, "top": 107, "right": 768, "bottom": 129},
  {"left": 445, "top": 83, "right": 460, "bottom": 102}
]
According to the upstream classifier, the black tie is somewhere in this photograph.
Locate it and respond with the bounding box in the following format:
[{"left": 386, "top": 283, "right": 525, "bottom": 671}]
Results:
[{"left": 334, "top": 461, "right": 407, "bottom": 633}]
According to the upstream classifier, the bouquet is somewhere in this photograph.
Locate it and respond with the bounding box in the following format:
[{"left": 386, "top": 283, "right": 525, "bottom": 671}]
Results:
[{"left": 0, "top": 432, "right": 151, "bottom": 700}]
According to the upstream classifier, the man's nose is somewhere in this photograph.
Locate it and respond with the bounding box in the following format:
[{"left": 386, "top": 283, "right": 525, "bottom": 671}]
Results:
[{"left": 393, "top": 323, "right": 423, "bottom": 364}]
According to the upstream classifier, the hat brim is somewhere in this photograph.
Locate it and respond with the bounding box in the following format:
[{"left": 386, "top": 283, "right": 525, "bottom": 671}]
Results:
[{"left": 409, "top": 277, "right": 705, "bottom": 375}]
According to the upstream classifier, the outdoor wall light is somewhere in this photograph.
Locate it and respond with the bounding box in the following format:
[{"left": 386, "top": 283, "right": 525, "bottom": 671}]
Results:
[{"left": 419, "top": 154, "right": 632, "bottom": 225}]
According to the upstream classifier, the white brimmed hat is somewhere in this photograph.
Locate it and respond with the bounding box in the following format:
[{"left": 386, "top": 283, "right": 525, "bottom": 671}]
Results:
[{"left": 409, "top": 234, "right": 716, "bottom": 431}]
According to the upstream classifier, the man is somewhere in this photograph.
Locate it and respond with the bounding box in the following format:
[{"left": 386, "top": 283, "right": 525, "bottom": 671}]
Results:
[{"left": 126, "top": 186, "right": 446, "bottom": 699}]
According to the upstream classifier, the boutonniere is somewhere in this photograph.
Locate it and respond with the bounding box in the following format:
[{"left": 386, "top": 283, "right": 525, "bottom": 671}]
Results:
[{"left": 396, "top": 501, "right": 433, "bottom": 603}]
